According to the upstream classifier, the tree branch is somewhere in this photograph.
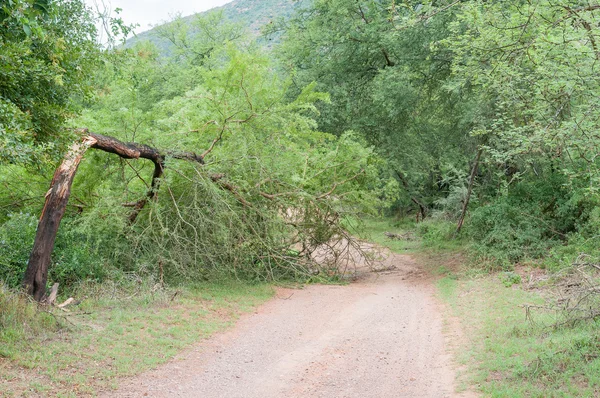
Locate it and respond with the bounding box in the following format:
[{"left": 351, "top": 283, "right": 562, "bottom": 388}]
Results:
[{"left": 316, "top": 169, "right": 365, "bottom": 200}]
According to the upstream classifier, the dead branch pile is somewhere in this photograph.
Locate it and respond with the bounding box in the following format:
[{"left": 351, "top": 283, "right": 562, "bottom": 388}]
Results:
[{"left": 526, "top": 253, "right": 600, "bottom": 328}]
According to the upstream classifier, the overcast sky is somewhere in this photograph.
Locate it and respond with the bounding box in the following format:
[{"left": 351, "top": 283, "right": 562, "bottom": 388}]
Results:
[{"left": 85, "top": 0, "right": 233, "bottom": 33}]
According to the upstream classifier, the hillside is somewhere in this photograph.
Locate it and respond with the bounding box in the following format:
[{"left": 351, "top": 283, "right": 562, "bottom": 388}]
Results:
[{"left": 125, "top": 0, "right": 299, "bottom": 53}]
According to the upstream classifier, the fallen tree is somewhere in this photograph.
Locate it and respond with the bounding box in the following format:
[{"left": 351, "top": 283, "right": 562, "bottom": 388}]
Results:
[
  {"left": 22, "top": 129, "right": 374, "bottom": 301},
  {"left": 23, "top": 129, "right": 206, "bottom": 301}
]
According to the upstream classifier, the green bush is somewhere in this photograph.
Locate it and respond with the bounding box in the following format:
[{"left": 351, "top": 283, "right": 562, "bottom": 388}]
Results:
[
  {"left": 575, "top": 205, "right": 600, "bottom": 240},
  {"left": 0, "top": 211, "right": 124, "bottom": 291},
  {"left": 0, "top": 213, "right": 38, "bottom": 288},
  {"left": 50, "top": 208, "right": 130, "bottom": 289},
  {"left": 51, "top": 230, "right": 109, "bottom": 287},
  {"left": 464, "top": 175, "right": 586, "bottom": 266},
  {"left": 546, "top": 233, "right": 600, "bottom": 272},
  {"left": 416, "top": 218, "right": 456, "bottom": 247},
  {"left": 467, "top": 200, "right": 556, "bottom": 264}
]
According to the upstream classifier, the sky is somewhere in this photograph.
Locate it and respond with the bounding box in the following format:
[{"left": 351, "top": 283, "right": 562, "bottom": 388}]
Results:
[{"left": 85, "top": 0, "right": 233, "bottom": 33}]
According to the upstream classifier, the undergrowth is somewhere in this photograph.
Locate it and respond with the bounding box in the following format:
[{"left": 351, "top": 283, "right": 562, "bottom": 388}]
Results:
[{"left": 0, "top": 284, "right": 61, "bottom": 359}]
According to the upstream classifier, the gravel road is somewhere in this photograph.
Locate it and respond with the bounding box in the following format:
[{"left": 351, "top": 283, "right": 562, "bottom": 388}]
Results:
[{"left": 103, "top": 252, "right": 473, "bottom": 398}]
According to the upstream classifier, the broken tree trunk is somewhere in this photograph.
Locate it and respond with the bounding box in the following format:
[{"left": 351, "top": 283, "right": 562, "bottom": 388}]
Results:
[
  {"left": 23, "top": 136, "right": 96, "bottom": 301},
  {"left": 456, "top": 148, "right": 483, "bottom": 234},
  {"left": 23, "top": 130, "right": 204, "bottom": 301}
]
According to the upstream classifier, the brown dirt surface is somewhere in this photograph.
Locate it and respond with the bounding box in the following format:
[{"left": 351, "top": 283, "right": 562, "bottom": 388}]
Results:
[{"left": 101, "top": 250, "right": 477, "bottom": 398}]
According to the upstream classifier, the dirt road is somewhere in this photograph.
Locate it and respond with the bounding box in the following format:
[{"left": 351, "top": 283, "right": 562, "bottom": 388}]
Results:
[{"left": 104, "top": 253, "right": 470, "bottom": 398}]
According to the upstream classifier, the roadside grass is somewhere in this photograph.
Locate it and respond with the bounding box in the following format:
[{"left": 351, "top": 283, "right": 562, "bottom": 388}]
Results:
[
  {"left": 354, "top": 217, "right": 421, "bottom": 253},
  {"left": 362, "top": 217, "right": 600, "bottom": 397},
  {"left": 0, "top": 280, "right": 273, "bottom": 397},
  {"left": 356, "top": 217, "right": 468, "bottom": 254},
  {"left": 440, "top": 275, "right": 600, "bottom": 397}
]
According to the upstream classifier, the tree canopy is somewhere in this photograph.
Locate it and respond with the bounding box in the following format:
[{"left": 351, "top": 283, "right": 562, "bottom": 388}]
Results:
[
  {"left": 276, "top": 0, "right": 600, "bottom": 262},
  {"left": 0, "top": 0, "right": 102, "bottom": 164}
]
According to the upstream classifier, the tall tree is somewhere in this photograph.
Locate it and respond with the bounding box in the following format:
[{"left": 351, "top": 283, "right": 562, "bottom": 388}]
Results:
[
  {"left": 276, "top": 0, "right": 478, "bottom": 214},
  {"left": 0, "top": 0, "right": 102, "bottom": 164}
]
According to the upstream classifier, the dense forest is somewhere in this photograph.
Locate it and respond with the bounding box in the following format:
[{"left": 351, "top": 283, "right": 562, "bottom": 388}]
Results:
[{"left": 3, "top": 0, "right": 600, "bottom": 394}]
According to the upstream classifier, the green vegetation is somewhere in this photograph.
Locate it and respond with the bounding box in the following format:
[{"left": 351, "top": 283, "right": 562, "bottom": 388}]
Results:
[
  {"left": 2, "top": 6, "right": 388, "bottom": 292},
  {"left": 442, "top": 276, "right": 600, "bottom": 397},
  {"left": 276, "top": 0, "right": 600, "bottom": 273},
  {"left": 4, "top": 0, "right": 600, "bottom": 395},
  {"left": 0, "top": 0, "right": 98, "bottom": 164},
  {"left": 0, "top": 0, "right": 131, "bottom": 165}
]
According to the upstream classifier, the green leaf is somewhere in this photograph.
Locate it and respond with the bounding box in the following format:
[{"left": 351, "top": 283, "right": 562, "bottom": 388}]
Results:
[{"left": 22, "top": 23, "right": 31, "bottom": 37}]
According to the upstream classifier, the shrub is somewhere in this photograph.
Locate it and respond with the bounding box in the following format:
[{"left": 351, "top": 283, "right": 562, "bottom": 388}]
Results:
[
  {"left": 51, "top": 230, "right": 109, "bottom": 287},
  {"left": 464, "top": 175, "right": 584, "bottom": 266},
  {"left": 50, "top": 207, "right": 129, "bottom": 289},
  {"left": 416, "top": 218, "right": 456, "bottom": 247},
  {"left": 0, "top": 204, "right": 129, "bottom": 292},
  {"left": 467, "top": 200, "right": 558, "bottom": 264},
  {"left": 0, "top": 213, "right": 38, "bottom": 288}
]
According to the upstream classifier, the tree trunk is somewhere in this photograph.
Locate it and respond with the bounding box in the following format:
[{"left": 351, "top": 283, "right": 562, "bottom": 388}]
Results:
[
  {"left": 456, "top": 148, "right": 483, "bottom": 234},
  {"left": 394, "top": 169, "right": 427, "bottom": 222},
  {"left": 23, "top": 130, "right": 204, "bottom": 301},
  {"left": 23, "top": 136, "right": 96, "bottom": 301}
]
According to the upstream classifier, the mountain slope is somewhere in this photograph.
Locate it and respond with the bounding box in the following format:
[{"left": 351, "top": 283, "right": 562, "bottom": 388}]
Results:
[{"left": 125, "top": 0, "right": 299, "bottom": 53}]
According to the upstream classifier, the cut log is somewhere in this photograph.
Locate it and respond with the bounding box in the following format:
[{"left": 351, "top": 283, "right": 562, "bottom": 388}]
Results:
[{"left": 57, "top": 297, "right": 75, "bottom": 308}]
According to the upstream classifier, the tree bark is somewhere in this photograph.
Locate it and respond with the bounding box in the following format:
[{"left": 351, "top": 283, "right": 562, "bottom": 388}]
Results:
[
  {"left": 456, "top": 148, "right": 483, "bottom": 234},
  {"left": 23, "top": 131, "right": 204, "bottom": 301},
  {"left": 23, "top": 136, "right": 96, "bottom": 301}
]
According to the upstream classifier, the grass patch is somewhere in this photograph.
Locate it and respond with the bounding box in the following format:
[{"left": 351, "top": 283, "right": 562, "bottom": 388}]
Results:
[
  {"left": 0, "top": 280, "right": 273, "bottom": 397},
  {"left": 439, "top": 273, "right": 600, "bottom": 397},
  {"left": 358, "top": 216, "right": 468, "bottom": 254},
  {"left": 355, "top": 217, "right": 421, "bottom": 252}
]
